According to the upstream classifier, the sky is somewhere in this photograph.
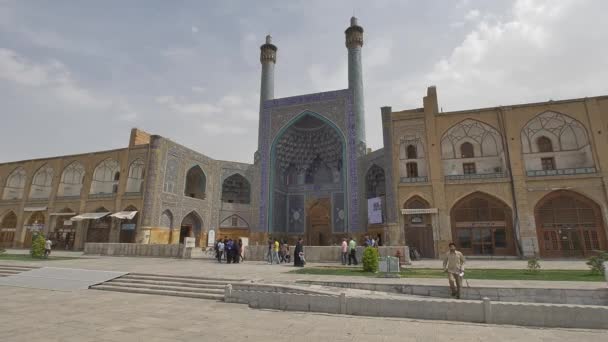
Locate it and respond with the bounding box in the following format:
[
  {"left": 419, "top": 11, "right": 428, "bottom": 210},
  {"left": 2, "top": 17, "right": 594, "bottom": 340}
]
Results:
[{"left": 1, "top": 0, "right": 607, "bottom": 163}]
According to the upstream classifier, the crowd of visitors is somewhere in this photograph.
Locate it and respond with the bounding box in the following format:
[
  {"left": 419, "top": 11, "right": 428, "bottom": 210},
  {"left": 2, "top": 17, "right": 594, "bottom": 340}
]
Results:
[{"left": 213, "top": 237, "right": 244, "bottom": 263}]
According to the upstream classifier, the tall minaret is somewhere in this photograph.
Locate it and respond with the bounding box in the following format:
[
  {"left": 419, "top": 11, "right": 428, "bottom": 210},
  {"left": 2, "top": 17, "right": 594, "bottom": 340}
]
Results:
[
  {"left": 258, "top": 35, "right": 277, "bottom": 151},
  {"left": 345, "top": 17, "right": 366, "bottom": 144}
]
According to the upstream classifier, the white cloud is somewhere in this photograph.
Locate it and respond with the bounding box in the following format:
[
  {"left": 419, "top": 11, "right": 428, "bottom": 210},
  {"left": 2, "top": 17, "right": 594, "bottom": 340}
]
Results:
[
  {"left": 191, "top": 26, "right": 199, "bottom": 33},
  {"left": 465, "top": 9, "right": 480, "bottom": 21},
  {"left": 0, "top": 48, "right": 108, "bottom": 108},
  {"left": 191, "top": 86, "right": 206, "bottom": 93},
  {"left": 407, "top": 0, "right": 608, "bottom": 111}
]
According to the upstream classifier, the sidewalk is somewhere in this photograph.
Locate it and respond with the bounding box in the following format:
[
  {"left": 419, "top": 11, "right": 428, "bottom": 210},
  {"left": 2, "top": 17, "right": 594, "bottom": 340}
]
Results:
[{"left": 0, "top": 254, "right": 603, "bottom": 290}]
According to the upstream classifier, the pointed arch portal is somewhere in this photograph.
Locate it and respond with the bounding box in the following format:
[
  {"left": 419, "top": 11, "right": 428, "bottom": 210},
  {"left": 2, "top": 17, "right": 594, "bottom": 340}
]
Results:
[{"left": 269, "top": 111, "right": 347, "bottom": 244}]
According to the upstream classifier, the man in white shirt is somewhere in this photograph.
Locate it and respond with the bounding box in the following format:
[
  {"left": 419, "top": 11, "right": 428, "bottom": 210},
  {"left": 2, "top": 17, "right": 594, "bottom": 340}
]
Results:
[
  {"left": 216, "top": 240, "right": 225, "bottom": 263},
  {"left": 44, "top": 238, "right": 52, "bottom": 258}
]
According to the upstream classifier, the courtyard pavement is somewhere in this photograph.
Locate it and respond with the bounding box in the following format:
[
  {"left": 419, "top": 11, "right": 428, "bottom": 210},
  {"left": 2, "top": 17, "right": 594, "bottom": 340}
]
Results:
[
  {"left": 0, "top": 250, "right": 603, "bottom": 290},
  {"left": 1, "top": 286, "right": 606, "bottom": 342}
]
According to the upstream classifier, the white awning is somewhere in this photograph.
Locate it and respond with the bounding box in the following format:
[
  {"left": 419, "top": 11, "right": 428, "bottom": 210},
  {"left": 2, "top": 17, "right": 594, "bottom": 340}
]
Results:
[
  {"left": 110, "top": 211, "right": 138, "bottom": 220},
  {"left": 401, "top": 208, "right": 438, "bottom": 215},
  {"left": 71, "top": 212, "right": 111, "bottom": 221},
  {"left": 24, "top": 206, "right": 47, "bottom": 212},
  {"left": 49, "top": 212, "right": 77, "bottom": 216}
]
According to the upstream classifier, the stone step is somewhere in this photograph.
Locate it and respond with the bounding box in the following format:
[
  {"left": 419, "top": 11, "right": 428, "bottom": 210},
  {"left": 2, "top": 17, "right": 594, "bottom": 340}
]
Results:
[
  {"left": 0, "top": 265, "right": 38, "bottom": 272},
  {"left": 129, "top": 272, "right": 243, "bottom": 283},
  {"left": 0, "top": 269, "right": 20, "bottom": 275},
  {"left": 105, "top": 281, "right": 225, "bottom": 294},
  {"left": 91, "top": 284, "right": 224, "bottom": 301},
  {"left": 109, "top": 277, "right": 227, "bottom": 289},
  {"left": 122, "top": 274, "right": 236, "bottom": 285}
]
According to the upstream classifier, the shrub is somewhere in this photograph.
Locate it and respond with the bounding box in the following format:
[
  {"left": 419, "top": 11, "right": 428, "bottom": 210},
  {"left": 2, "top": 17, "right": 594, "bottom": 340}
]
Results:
[
  {"left": 526, "top": 257, "right": 541, "bottom": 273},
  {"left": 362, "top": 247, "right": 379, "bottom": 273},
  {"left": 30, "top": 233, "right": 46, "bottom": 258},
  {"left": 586, "top": 251, "right": 608, "bottom": 275}
]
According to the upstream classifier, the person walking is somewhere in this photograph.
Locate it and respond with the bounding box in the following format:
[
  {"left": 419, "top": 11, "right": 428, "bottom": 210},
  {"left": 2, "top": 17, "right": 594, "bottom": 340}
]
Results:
[
  {"left": 443, "top": 242, "right": 465, "bottom": 299},
  {"left": 272, "top": 239, "right": 280, "bottom": 264},
  {"left": 340, "top": 238, "right": 348, "bottom": 265},
  {"left": 348, "top": 237, "right": 358, "bottom": 265},
  {"left": 44, "top": 237, "right": 52, "bottom": 259},
  {"left": 294, "top": 238, "right": 304, "bottom": 267},
  {"left": 216, "top": 239, "right": 225, "bottom": 263},
  {"left": 238, "top": 238, "right": 244, "bottom": 262},
  {"left": 233, "top": 239, "right": 241, "bottom": 264},
  {"left": 267, "top": 238, "right": 273, "bottom": 264}
]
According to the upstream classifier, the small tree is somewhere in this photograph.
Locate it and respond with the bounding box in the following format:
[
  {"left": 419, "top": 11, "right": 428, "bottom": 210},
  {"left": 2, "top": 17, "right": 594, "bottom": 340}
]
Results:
[
  {"left": 30, "top": 233, "right": 46, "bottom": 258},
  {"left": 526, "top": 257, "right": 541, "bottom": 273},
  {"left": 362, "top": 247, "right": 379, "bottom": 273},
  {"left": 586, "top": 251, "right": 608, "bottom": 275}
]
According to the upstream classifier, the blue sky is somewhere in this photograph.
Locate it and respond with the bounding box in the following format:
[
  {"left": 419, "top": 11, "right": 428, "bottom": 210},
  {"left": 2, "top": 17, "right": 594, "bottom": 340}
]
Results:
[{"left": 1, "top": 0, "right": 607, "bottom": 163}]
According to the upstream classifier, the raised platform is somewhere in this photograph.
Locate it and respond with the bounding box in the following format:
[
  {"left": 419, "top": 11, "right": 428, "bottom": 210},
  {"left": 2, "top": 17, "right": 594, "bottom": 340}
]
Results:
[{"left": 0, "top": 267, "right": 127, "bottom": 291}]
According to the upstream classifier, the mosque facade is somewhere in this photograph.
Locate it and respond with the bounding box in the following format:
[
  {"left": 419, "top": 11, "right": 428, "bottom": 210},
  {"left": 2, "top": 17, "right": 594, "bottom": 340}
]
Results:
[{"left": 1, "top": 18, "right": 607, "bottom": 258}]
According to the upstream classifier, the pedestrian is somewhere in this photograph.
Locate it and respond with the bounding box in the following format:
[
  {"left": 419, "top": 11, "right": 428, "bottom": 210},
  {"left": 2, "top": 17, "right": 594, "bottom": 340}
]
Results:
[
  {"left": 233, "top": 239, "right": 241, "bottom": 264},
  {"left": 294, "top": 238, "right": 304, "bottom": 267},
  {"left": 280, "top": 240, "right": 288, "bottom": 263},
  {"left": 226, "top": 239, "right": 234, "bottom": 264},
  {"left": 267, "top": 238, "right": 273, "bottom": 264},
  {"left": 44, "top": 237, "right": 52, "bottom": 259},
  {"left": 376, "top": 233, "right": 382, "bottom": 247},
  {"left": 216, "top": 239, "right": 225, "bottom": 263},
  {"left": 443, "top": 242, "right": 465, "bottom": 299},
  {"left": 272, "top": 239, "right": 280, "bottom": 264},
  {"left": 348, "top": 237, "right": 358, "bottom": 265},
  {"left": 238, "top": 238, "right": 244, "bottom": 262},
  {"left": 340, "top": 238, "right": 348, "bottom": 265}
]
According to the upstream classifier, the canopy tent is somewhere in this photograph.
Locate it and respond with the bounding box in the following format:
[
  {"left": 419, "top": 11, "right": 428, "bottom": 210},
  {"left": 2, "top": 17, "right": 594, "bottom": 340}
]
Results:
[
  {"left": 70, "top": 212, "right": 111, "bottom": 221},
  {"left": 24, "top": 206, "right": 47, "bottom": 212},
  {"left": 110, "top": 211, "right": 138, "bottom": 220}
]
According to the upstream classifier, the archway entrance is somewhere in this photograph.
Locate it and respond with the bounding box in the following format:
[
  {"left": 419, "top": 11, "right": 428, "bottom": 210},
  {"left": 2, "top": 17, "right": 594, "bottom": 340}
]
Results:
[
  {"left": 51, "top": 208, "right": 76, "bottom": 250},
  {"left": 86, "top": 208, "right": 111, "bottom": 243},
  {"left": 269, "top": 112, "right": 346, "bottom": 245},
  {"left": 306, "top": 199, "right": 331, "bottom": 246},
  {"left": 180, "top": 212, "right": 203, "bottom": 247},
  {"left": 535, "top": 191, "right": 606, "bottom": 258},
  {"left": 0, "top": 211, "right": 17, "bottom": 248},
  {"left": 404, "top": 197, "right": 435, "bottom": 258},
  {"left": 24, "top": 211, "right": 45, "bottom": 248},
  {"left": 451, "top": 192, "right": 516, "bottom": 256}
]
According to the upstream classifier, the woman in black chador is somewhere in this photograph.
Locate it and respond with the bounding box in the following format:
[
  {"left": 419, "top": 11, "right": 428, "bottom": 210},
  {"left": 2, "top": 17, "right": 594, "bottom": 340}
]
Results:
[{"left": 293, "top": 238, "right": 305, "bottom": 267}]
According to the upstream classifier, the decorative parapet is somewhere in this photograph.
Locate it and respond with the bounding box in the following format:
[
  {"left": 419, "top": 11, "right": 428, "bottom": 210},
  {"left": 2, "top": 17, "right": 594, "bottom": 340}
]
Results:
[
  {"left": 526, "top": 167, "right": 597, "bottom": 177},
  {"left": 445, "top": 173, "right": 507, "bottom": 181},
  {"left": 400, "top": 176, "right": 428, "bottom": 184}
]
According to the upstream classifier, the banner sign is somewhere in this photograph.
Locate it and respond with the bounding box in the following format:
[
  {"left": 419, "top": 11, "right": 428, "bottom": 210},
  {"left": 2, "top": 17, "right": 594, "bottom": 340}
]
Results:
[{"left": 367, "top": 197, "right": 383, "bottom": 224}]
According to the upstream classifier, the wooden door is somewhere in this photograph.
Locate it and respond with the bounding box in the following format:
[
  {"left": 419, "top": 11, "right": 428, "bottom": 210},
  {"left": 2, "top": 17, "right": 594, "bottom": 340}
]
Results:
[{"left": 307, "top": 199, "right": 331, "bottom": 246}]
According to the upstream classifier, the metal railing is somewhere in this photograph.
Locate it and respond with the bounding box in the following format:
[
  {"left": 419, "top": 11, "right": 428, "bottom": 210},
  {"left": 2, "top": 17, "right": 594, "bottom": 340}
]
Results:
[
  {"left": 445, "top": 173, "right": 507, "bottom": 181},
  {"left": 526, "top": 167, "right": 597, "bottom": 177},
  {"left": 400, "top": 176, "right": 428, "bottom": 183}
]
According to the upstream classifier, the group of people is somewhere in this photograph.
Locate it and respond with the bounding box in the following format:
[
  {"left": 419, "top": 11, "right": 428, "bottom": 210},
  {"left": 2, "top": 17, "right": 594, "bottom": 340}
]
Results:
[
  {"left": 267, "top": 237, "right": 305, "bottom": 267},
  {"left": 340, "top": 234, "right": 382, "bottom": 265},
  {"left": 214, "top": 237, "right": 244, "bottom": 264}
]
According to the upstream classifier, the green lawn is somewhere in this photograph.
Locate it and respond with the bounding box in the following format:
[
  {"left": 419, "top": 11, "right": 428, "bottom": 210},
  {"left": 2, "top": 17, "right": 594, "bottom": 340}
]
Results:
[
  {"left": 291, "top": 267, "right": 604, "bottom": 282},
  {"left": 0, "top": 254, "right": 80, "bottom": 261}
]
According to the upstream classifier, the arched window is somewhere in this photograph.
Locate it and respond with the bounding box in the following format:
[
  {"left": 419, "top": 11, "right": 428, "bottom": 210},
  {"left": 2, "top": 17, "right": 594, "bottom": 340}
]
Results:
[
  {"left": 460, "top": 142, "right": 474, "bottom": 158},
  {"left": 1, "top": 211, "right": 17, "bottom": 228},
  {"left": 125, "top": 159, "right": 145, "bottom": 193},
  {"left": 406, "top": 162, "right": 418, "bottom": 178},
  {"left": 406, "top": 145, "right": 417, "bottom": 159},
  {"left": 90, "top": 159, "right": 120, "bottom": 195},
  {"left": 537, "top": 136, "right": 553, "bottom": 153},
  {"left": 58, "top": 162, "right": 85, "bottom": 197},
  {"left": 160, "top": 210, "right": 173, "bottom": 228},
  {"left": 29, "top": 165, "right": 54, "bottom": 199},
  {"left": 221, "top": 174, "right": 251, "bottom": 204},
  {"left": 2, "top": 167, "right": 27, "bottom": 200},
  {"left": 184, "top": 166, "right": 206, "bottom": 199},
  {"left": 365, "top": 165, "right": 386, "bottom": 199}
]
